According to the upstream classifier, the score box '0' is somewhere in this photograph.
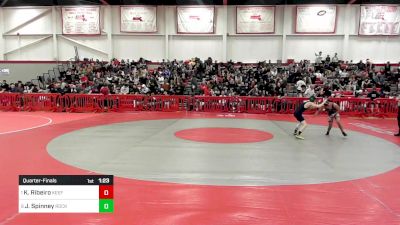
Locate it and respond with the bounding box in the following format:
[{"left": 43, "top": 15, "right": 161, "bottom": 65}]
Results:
[{"left": 19, "top": 175, "right": 114, "bottom": 213}]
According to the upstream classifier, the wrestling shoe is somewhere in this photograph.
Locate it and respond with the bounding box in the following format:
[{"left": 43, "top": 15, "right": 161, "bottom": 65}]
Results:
[
  {"left": 342, "top": 132, "right": 347, "bottom": 136},
  {"left": 325, "top": 131, "right": 329, "bottom": 135},
  {"left": 293, "top": 129, "right": 298, "bottom": 135},
  {"left": 295, "top": 134, "right": 305, "bottom": 140}
]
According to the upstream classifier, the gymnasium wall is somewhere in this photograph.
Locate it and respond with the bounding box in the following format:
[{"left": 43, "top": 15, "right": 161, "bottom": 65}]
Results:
[
  {"left": 0, "top": 62, "right": 57, "bottom": 82},
  {"left": 0, "top": 5, "right": 399, "bottom": 80}
]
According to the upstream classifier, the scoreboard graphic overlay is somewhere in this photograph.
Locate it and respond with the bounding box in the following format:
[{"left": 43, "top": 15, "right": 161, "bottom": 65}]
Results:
[{"left": 19, "top": 175, "right": 113, "bottom": 213}]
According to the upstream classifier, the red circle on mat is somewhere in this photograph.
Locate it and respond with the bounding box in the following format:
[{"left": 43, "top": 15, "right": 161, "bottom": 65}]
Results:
[{"left": 175, "top": 127, "right": 273, "bottom": 143}]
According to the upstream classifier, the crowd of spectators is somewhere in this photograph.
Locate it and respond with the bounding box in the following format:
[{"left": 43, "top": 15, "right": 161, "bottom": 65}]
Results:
[{"left": 0, "top": 54, "right": 399, "bottom": 99}]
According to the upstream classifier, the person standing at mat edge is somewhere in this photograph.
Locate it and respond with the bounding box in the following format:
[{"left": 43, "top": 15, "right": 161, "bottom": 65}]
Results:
[
  {"left": 395, "top": 95, "right": 400, "bottom": 136},
  {"left": 293, "top": 96, "right": 327, "bottom": 140}
]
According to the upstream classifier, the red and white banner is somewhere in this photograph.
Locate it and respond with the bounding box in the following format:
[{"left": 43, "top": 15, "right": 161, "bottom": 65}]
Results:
[
  {"left": 121, "top": 6, "right": 157, "bottom": 33},
  {"left": 236, "top": 6, "right": 275, "bottom": 34},
  {"left": 296, "top": 6, "right": 337, "bottom": 33},
  {"left": 62, "top": 7, "right": 100, "bottom": 35},
  {"left": 177, "top": 6, "right": 214, "bottom": 33},
  {"left": 359, "top": 5, "right": 400, "bottom": 35}
]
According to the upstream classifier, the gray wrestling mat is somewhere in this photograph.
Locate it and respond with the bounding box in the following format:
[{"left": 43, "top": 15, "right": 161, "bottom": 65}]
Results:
[{"left": 47, "top": 119, "right": 400, "bottom": 186}]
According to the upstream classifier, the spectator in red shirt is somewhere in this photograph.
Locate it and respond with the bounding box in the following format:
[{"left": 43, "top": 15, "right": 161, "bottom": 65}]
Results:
[
  {"left": 99, "top": 84, "right": 110, "bottom": 110},
  {"left": 200, "top": 83, "right": 210, "bottom": 96},
  {"left": 112, "top": 58, "right": 120, "bottom": 66},
  {"left": 100, "top": 85, "right": 110, "bottom": 95},
  {"left": 80, "top": 75, "right": 88, "bottom": 84}
]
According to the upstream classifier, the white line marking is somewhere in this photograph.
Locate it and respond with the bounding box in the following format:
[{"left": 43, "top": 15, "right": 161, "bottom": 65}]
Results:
[
  {"left": 349, "top": 122, "right": 394, "bottom": 135},
  {"left": 0, "top": 115, "right": 53, "bottom": 135},
  {"left": 0, "top": 213, "right": 19, "bottom": 225}
]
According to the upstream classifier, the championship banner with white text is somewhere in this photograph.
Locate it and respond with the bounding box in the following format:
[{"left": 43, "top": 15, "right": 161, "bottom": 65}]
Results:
[
  {"left": 121, "top": 6, "right": 157, "bottom": 33},
  {"left": 62, "top": 7, "right": 100, "bottom": 35},
  {"left": 296, "top": 6, "right": 337, "bottom": 33},
  {"left": 177, "top": 6, "right": 214, "bottom": 33},
  {"left": 359, "top": 5, "right": 400, "bottom": 35},
  {"left": 236, "top": 6, "right": 275, "bottom": 34}
]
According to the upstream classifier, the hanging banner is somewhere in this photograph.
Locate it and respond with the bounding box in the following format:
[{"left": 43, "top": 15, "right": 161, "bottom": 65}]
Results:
[
  {"left": 236, "top": 6, "right": 275, "bottom": 34},
  {"left": 62, "top": 7, "right": 100, "bottom": 35},
  {"left": 296, "top": 5, "right": 337, "bottom": 33},
  {"left": 120, "top": 6, "right": 157, "bottom": 33},
  {"left": 359, "top": 5, "right": 400, "bottom": 35},
  {"left": 177, "top": 6, "right": 214, "bottom": 34},
  {"left": 0, "top": 68, "right": 10, "bottom": 76}
]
